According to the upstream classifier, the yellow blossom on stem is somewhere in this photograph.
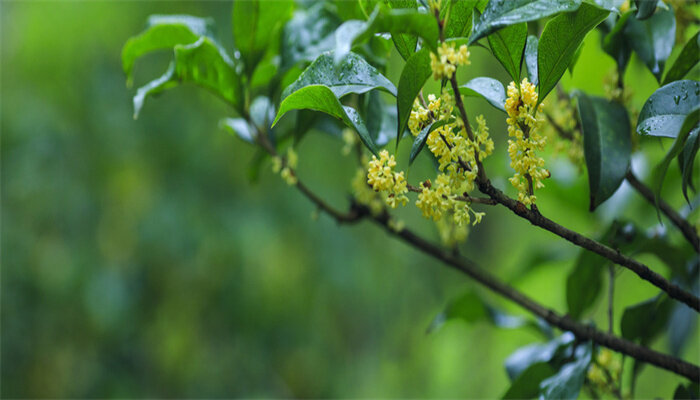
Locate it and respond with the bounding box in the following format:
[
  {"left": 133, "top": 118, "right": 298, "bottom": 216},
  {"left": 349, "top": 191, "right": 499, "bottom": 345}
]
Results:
[
  {"left": 366, "top": 150, "right": 409, "bottom": 209},
  {"left": 505, "top": 78, "right": 548, "bottom": 206},
  {"left": 430, "top": 43, "right": 470, "bottom": 80}
]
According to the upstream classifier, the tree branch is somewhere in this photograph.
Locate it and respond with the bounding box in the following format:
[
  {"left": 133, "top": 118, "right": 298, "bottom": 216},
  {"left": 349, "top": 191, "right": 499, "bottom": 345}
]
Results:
[
  {"left": 281, "top": 167, "right": 699, "bottom": 381},
  {"left": 477, "top": 179, "right": 700, "bottom": 312},
  {"left": 625, "top": 170, "right": 700, "bottom": 251}
]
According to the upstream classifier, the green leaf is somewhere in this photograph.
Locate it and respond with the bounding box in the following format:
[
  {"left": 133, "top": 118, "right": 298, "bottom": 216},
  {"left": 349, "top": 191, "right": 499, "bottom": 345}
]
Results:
[
  {"left": 249, "top": 96, "right": 276, "bottom": 131},
  {"left": 396, "top": 48, "right": 432, "bottom": 149},
  {"left": 602, "top": 11, "right": 634, "bottom": 74},
  {"left": 651, "top": 106, "right": 700, "bottom": 214},
  {"left": 538, "top": 3, "right": 609, "bottom": 103},
  {"left": 333, "top": 6, "right": 439, "bottom": 64},
  {"left": 663, "top": 31, "right": 700, "bottom": 85},
  {"left": 132, "top": 37, "right": 243, "bottom": 118},
  {"left": 220, "top": 117, "right": 255, "bottom": 143},
  {"left": 575, "top": 93, "right": 632, "bottom": 210},
  {"left": 122, "top": 14, "right": 212, "bottom": 85},
  {"left": 505, "top": 332, "right": 575, "bottom": 380},
  {"left": 272, "top": 85, "right": 378, "bottom": 154},
  {"left": 280, "top": 3, "right": 341, "bottom": 69},
  {"left": 232, "top": 0, "right": 293, "bottom": 75},
  {"left": 566, "top": 250, "right": 605, "bottom": 319},
  {"left": 623, "top": 6, "right": 675, "bottom": 82},
  {"left": 539, "top": 341, "right": 592, "bottom": 400},
  {"left": 488, "top": 23, "right": 527, "bottom": 82},
  {"left": 428, "top": 290, "right": 548, "bottom": 335},
  {"left": 282, "top": 51, "right": 396, "bottom": 100},
  {"left": 470, "top": 0, "right": 581, "bottom": 44},
  {"left": 637, "top": 80, "right": 700, "bottom": 138},
  {"left": 443, "top": 0, "right": 479, "bottom": 38},
  {"left": 620, "top": 295, "right": 673, "bottom": 342},
  {"left": 634, "top": 0, "right": 657, "bottom": 20},
  {"left": 385, "top": 0, "right": 419, "bottom": 60},
  {"left": 458, "top": 77, "right": 507, "bottom": 112},
  {"left": 132, "top": 62, "right": 176, "bottom": 119},
  {"left": 673, "top": 382, "right": 700, "bottom": 399},
  {"left": 524, "top": 35, "right": 539, "bottom": 86},
  {"left": 502, "top": 362, "right": 557, "bottom": 399},
  {"left": 679, "top": 127, "right": 700, "bottom": 203},
  {"left": 171, "top": 37, "right": 243, "bottom": 106}
]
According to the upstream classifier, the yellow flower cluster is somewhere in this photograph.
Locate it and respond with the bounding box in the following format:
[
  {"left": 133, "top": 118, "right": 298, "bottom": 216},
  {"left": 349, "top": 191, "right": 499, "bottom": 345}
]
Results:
[
  {"left": 272, "top": 147, "right": 298, "bottom": 186},
  {"left": 505, "top": 78, "right": 548, "bottom": 206},
  {"left": 367, "top": 150, "right": 409, "bottom": 208},
  {"left": 415, "top": 174, "right": 485, "bottom": 227},
  {"left": 430, "top": 42, "right": 470, "bottom": 80},
  {"left": 587, "top": 349, "right": 622, "bottom": 393}
]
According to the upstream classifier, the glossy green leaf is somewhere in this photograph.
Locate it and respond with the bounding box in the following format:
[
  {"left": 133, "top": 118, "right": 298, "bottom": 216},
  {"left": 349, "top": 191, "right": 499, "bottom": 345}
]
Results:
[
  {"left": 396, "top": 48, "right": 432, "bottom": 150},
  {"left": 651, "top": 106, "right": 700, "bottom": 214},
  {"left": 385, "top": 0, "right": 419, "bottom": 60},
  {"left": 624, "top": 6, "right": 675, "bottom": 82},
  {"left": 333, "top": 7, "right": 439, "bottom": 64},
  {"left": 249, "top": 96, "right": 276, "bottom": 131},
  {"left": 505, "top": 332, "right": 575, "bottom": 380},
  {"left": 132, "top": 37, "right": 243, "bottom": 118},
  {"left": 503, "top": 362, "right": 557, "bottom": 399},
  {"left": 122, "top": 14, "right": 212, "bottom": 85},
  {"left": 524, "top": 35, "right": 539, "bottom": 86},
  {"left": 602, "top": 11, "right": 634, "bottom": 74},
  {"left": 458, "top": 77, "right": 507, "bottom": 112},
  {"left": 220, "top": 117, "right": 255, "bottom": 143},
  {"left": 443, "top": 0, "right": 479, "bottom": 38},
  {"left": 539, "top": 341, "right": 592, "bottom": 400},
  {"left": 663, "top": 31, "right": 700, "bottom": 85},
  {"left": 470, "top": 0, "right": 581, "bottom": 44},
  {"left": 232, "top": 0, "right": 293, "bottom": 75},
  {"left": 272, "top": 85, "right": 378, "bottom": 154},
  {"left": 679, "top": 127, "right": 700, "bottom": 202},
  {"left": 282, "top": 51, "right": 396, "bottom": 100},
  {"left": 575, "top": 93, "right": 631, "bottom": 210},
  {"left": 634, "top": 0, "right": 657, "bottom": 20},
  {"left": 363, "top": 92, "right": 400, "bottom": 147},
  {"left": 637, "top": 80, "right": 700, "bottom": 138},
  {"left": 133, "top": 62, "right": 178, "bottom": 119},
  {"left": 538, "top": 3, "right": 609, "bottom": 103},
  {"left": 621, "top": 295, "right": 673, "bottom": 342},
  {"left": 488, "top": 22, "right": 527, "bottom": 82},
  {"left": 280, "top": 3, "right": 341, "bottom": 69}
]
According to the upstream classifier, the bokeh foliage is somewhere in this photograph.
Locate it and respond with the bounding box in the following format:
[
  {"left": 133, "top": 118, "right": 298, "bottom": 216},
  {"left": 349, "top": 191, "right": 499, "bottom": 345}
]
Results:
[{"left": 1, "top": 0, "right": 698, "bottom": 398}]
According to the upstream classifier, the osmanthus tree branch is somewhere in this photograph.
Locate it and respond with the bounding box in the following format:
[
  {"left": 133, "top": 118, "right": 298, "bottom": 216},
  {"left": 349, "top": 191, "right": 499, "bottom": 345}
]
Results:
[
  {"left": 625, "top": 170, "right": 700, "bottom": 252},
  {"left": 443, "top": 73, "right": 700, "bottom": 312},
  {"left": 244, "top": 109, "right": 700, "bottom": 380},
  {"left": 477, "top": 179, "right": 700, "bottom": 312},
  {"left": 274, "top": 163, "right": 700, "bottom": 382}
]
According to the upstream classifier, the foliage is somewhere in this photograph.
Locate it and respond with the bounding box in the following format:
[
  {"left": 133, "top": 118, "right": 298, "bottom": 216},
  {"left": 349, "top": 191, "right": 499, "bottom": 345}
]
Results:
[
  {"left": 2, "top": 0, "right": 699, "bottom": 397},
  {"left": 120, "top": 0, "right": 700, "bottom": 397}
]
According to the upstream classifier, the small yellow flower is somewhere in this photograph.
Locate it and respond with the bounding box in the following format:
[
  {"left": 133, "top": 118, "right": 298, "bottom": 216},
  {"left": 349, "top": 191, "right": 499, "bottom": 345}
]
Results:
[
  {"left": 505, "top": 79, "right": 548, "bottom": 206},
  {"left": 366, "top": 150, "right": 409, "bottom": 209},
  {"left": 430, "top": 42, "right": 470, "bottom": 80}
]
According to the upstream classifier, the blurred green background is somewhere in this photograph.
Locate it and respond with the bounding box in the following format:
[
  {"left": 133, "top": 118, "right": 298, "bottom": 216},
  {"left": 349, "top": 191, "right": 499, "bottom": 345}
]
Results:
[{"left": 2, "top": 1, "right": 698, "bottom": 398}]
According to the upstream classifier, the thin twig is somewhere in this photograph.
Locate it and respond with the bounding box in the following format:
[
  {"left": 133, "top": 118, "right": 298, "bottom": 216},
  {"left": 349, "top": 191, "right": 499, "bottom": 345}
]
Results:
[
  {"left": 477, "top": 180, "right": 700, "bottom": 312},
  {"left": 608, "top": 265, "right": 615, "bottom": 335},
  {"left": 625, "top": 170, "right": 700, "bottom": 252}
]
